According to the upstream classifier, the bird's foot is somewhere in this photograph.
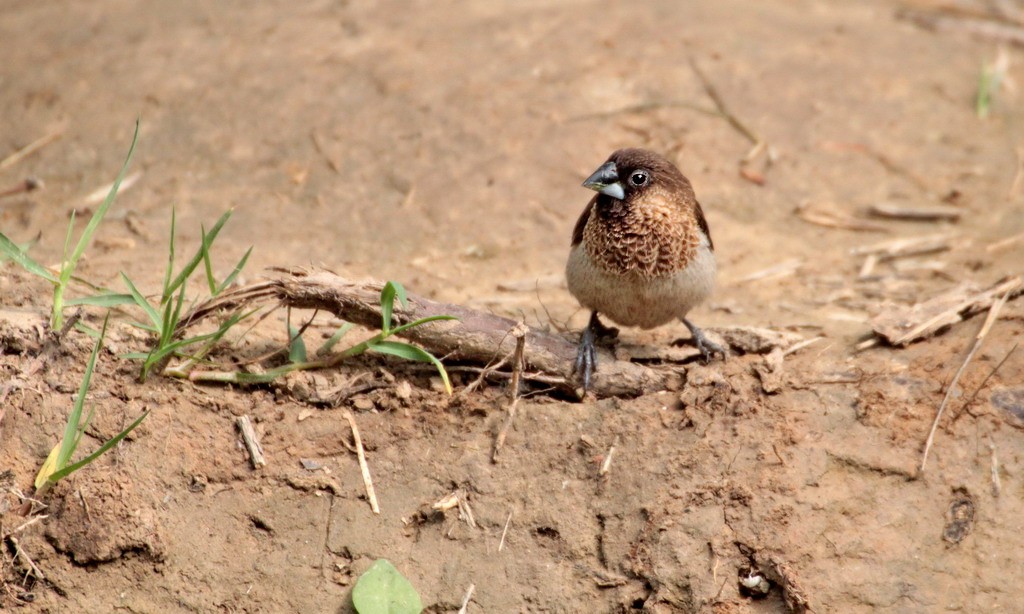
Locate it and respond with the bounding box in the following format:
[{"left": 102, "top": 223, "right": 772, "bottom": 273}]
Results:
[
  {"left": 572, "top": 312, "right": 605, "bottom": 394},
  {"left": 682, "top": 318, "right": 728, "bottom": 363}
]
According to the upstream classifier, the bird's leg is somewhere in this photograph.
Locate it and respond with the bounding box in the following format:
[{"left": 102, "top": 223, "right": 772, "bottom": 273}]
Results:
[
  {"left": 682, "top": 318, "right": 727, "bottom": 362},
  {"left": 590, "top": 314, "right": 619, "bottom": 342},
  {"left": 573, "top": 312, "right": 603, "bottom": 393}
]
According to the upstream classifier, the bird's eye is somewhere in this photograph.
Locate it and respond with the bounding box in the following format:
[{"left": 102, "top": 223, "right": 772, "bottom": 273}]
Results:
[{"left": 629, "top": 171, "right": 648, "bottom": 187}]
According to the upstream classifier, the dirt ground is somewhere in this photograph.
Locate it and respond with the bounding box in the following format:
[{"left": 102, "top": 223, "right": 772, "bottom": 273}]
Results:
[{"left": 3, "top": 0, "right": 1024, "bottom": 612}]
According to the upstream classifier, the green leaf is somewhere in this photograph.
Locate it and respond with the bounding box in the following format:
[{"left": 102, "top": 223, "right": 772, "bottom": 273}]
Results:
[
  {"left": 0, "top": 232, "right": 57, "bottom": 282},
  {"left": 288, "top": 325, "right": 307, "bottom": 364},
  {"left": 380, "top": 282, "right": 397, "bottom": 333},
  {"left": 369, "top": 340, "right": 452, "bottom": 395},
  {"left": 351, "top": 559, "right": 422, "bottom": 614}
]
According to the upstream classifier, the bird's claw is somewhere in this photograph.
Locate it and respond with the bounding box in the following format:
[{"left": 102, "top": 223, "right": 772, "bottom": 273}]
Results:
[
  {"left": 693, "top": 334, "right": 727, "bottom": 363},
  {"left": 683, "top": 318, "right": 728, "bottom": 363},
  {"left": 573, "top": 325, "right": 597, "bottom": 394}
]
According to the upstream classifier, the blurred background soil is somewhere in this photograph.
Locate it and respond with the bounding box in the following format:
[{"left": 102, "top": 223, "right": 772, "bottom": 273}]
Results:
[{"left": 2, "top": 0, "right": 1024, "bottom": 612}]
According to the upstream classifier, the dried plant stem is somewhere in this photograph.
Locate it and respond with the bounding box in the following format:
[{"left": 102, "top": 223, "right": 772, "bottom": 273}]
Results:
[
  {"left": 920, "top": 292, "right": 1009, "bottom": 473},
  {"left": 990, "top": 442, "right": 1002, "bottom": 498},
  {"left": 457, "top": 583, "right": 476, "bottom": 614},
  {"left": 960, "top": 342, "right": 1018, "bottom": 413},
  {"left": 600, "top": 437, "right": 619, "bottom": 476},
  {"left": 1009, "top": 145, "right": 1024, "bottom": 199},
  {"left": 236, "top": 415, "right": 266, "bottom": 468},
  {"left": 344, "top": 411, "right": 379, "bottom": 514},
  {"left": 0, "top": 130, "right": 63, "bottom": 171},
  {"left": 8, "top": 536, "right": 44, "bottom": 581},
  {"left": 689, "top": 58, "right": 761, "bottom": 146},
  {"left": 493, "top": 325, "right": 527, "bottom": 461},
  {"left": 498, "top": 508, "right": 513, "bottom": 552}
]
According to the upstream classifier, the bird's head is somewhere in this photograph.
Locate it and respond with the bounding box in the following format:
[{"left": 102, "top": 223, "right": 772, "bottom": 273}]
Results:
[{"left": 582, "top": 148, "right": 692, "bottom": 205}]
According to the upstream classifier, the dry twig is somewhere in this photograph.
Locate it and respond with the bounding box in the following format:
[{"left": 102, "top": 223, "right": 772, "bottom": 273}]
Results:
[
  {"left": 8, "top": 536, "right": 44, "bottom": 581},
  {"left": 457, "top": 583, "right": 475, "bottom": 614},
  {"left": 990, "top": 442, "right": 1002, "bottom": 497},
  {"left": 181, "top": 268, "right": 663, "bottom": 398},
  {"left": 83, "top": 171, "right": 142, "bottom": 205},
  {"left": 798, "top": 207, "right": 888, "bottom": 232},
  {"left": 0, "top": 130, "right": 63, "bottom": 171},
  {"left": 1010, "top": 145, "right": 1024, "bottom": 199},
  {"left": 733, "top": 259, "right": 802, "bottom": 284},
  {"left": 872, "top": 277, "right": 1022, "bottom": 346},
  {"left": 689, "top": 57, "right": 764, "bottom": 152},
  {"left": 493, "top": 324, "right": 528, "bottom": 461},
  {"left": 868, "top": 202, "right": 962, "bottom": 221},
  {"left": 986, "top": 230, "right": 1024, "bottom": 252},
  {"left": 236, "top": 415, "right": 266, "bottom": 468},
  {"left": 310, "top": 129, "right": 342, "bottom": 174},
  {"left": 344, "top": 411, "right": 379, "bottom": 514},
  {"left": 498, "top": 508, "right": 513, "bottom": 552},
  {"left": 920, "top": 292, "right": 1009, "bottom": 473},
  {"left": 960, "top": 342, "right": 1018, "bottom": 414},
  {"left": 852, "top": 233, "right": 957, "bottom": 260}
]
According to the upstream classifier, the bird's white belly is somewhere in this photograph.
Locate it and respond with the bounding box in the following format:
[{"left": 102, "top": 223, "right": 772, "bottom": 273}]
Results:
[{"left": 566, "top": 242, "right": 716, "bottom": 329}]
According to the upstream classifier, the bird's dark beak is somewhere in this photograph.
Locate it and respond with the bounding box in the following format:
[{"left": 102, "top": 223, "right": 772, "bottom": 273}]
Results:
[{"left": 582, "top": 161, "right": 625, "bottom": 200}]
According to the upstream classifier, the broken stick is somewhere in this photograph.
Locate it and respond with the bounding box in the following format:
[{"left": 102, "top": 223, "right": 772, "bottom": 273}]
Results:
[
  {"left": 344, "top": 410, "right": 379, "bottom": 514},
  {"left": 181, "top": 268, "right": 798, "bottom": 398},
  {"left": 920, "top": 292, "right": 1009, "bottom": 473},
  {"left": 872, "top": 276, "right": 1022, "bottom": 347},
  {"left": 236, "top": 415, "right": 266, "bottom": 469},
  {"left": 182, "top": 268, "right": 665, "bottom": 398}
]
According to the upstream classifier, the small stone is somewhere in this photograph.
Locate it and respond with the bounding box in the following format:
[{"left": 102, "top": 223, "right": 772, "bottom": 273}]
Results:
[
  {"left": 352, "top": 397, "right": 374, "bottom": 411},
  {"left": 396, "top": 380, "right": 412, "bottom": 400},
  {"left": 300, "top": 458, "right": 323, "bottom": 471}
]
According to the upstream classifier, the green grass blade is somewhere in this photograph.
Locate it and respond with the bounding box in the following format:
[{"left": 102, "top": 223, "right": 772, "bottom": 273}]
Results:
[
  {"left": 66, "top": 293, "right": 136, "bottom": 307},
  {"left": 162, "top": 206, "right": 176, "bottom": 298},
  {"left": 317, "top": 322, "right": 354, "bottom": 356},
  {"left": 0, "top": 232, "right": 57, "bottom": 282},
  {"left": 121, "top": 273, "right": 162, "bottom": 330},
  {"left": 164, "top": 209, "right": 233, "bottom": 301},
  {"left": 215, "top": 246, "right": 252, "bottom": 295},
  {"left": 56, "top": 316, "right": 108, "bottom": 469},
  {"left": 387, "top": 315, "right": 458, "bottom": 338},
  {"left": 167, "top": 283, "right": 188, "bottom": 343},
  {"left": 47, "top": 410, "right": 150, "bottom": 484},
  {"left": 62, "top": 209, "right": 76, "bottom": 270},
  {"left": 369, "top": 340, "right": 452, "bottom": 394},
  {"left": 74, "top": 321, "right": 102, "bottom": 338},
  {"left": 201, "top": 226, "right": 217, "bottom": 295},
  {"left": 64, "top": 120, "right": 140, "bottom": 285},
  {"left": 70, "top": 404, "right": 98, "bottom": 456}
]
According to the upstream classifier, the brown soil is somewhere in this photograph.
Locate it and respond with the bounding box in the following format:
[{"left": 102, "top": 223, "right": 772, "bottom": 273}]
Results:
[{"left": 3, "top": 1, "right": 1024, "bottom": 612}]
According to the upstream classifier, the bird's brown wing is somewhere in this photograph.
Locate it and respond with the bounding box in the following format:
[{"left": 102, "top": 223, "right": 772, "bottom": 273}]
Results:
[
  {"left": 571, "top": 196, "right": 597, "bottom": 247},
  {"left": 694, "top": 200, "right": 714, "bottom": 251}
]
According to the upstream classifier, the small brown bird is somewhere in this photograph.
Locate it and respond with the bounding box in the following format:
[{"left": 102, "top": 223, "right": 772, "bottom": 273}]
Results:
[{"left": 566, "top": 148, "right": 724, "bottom": 391}]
